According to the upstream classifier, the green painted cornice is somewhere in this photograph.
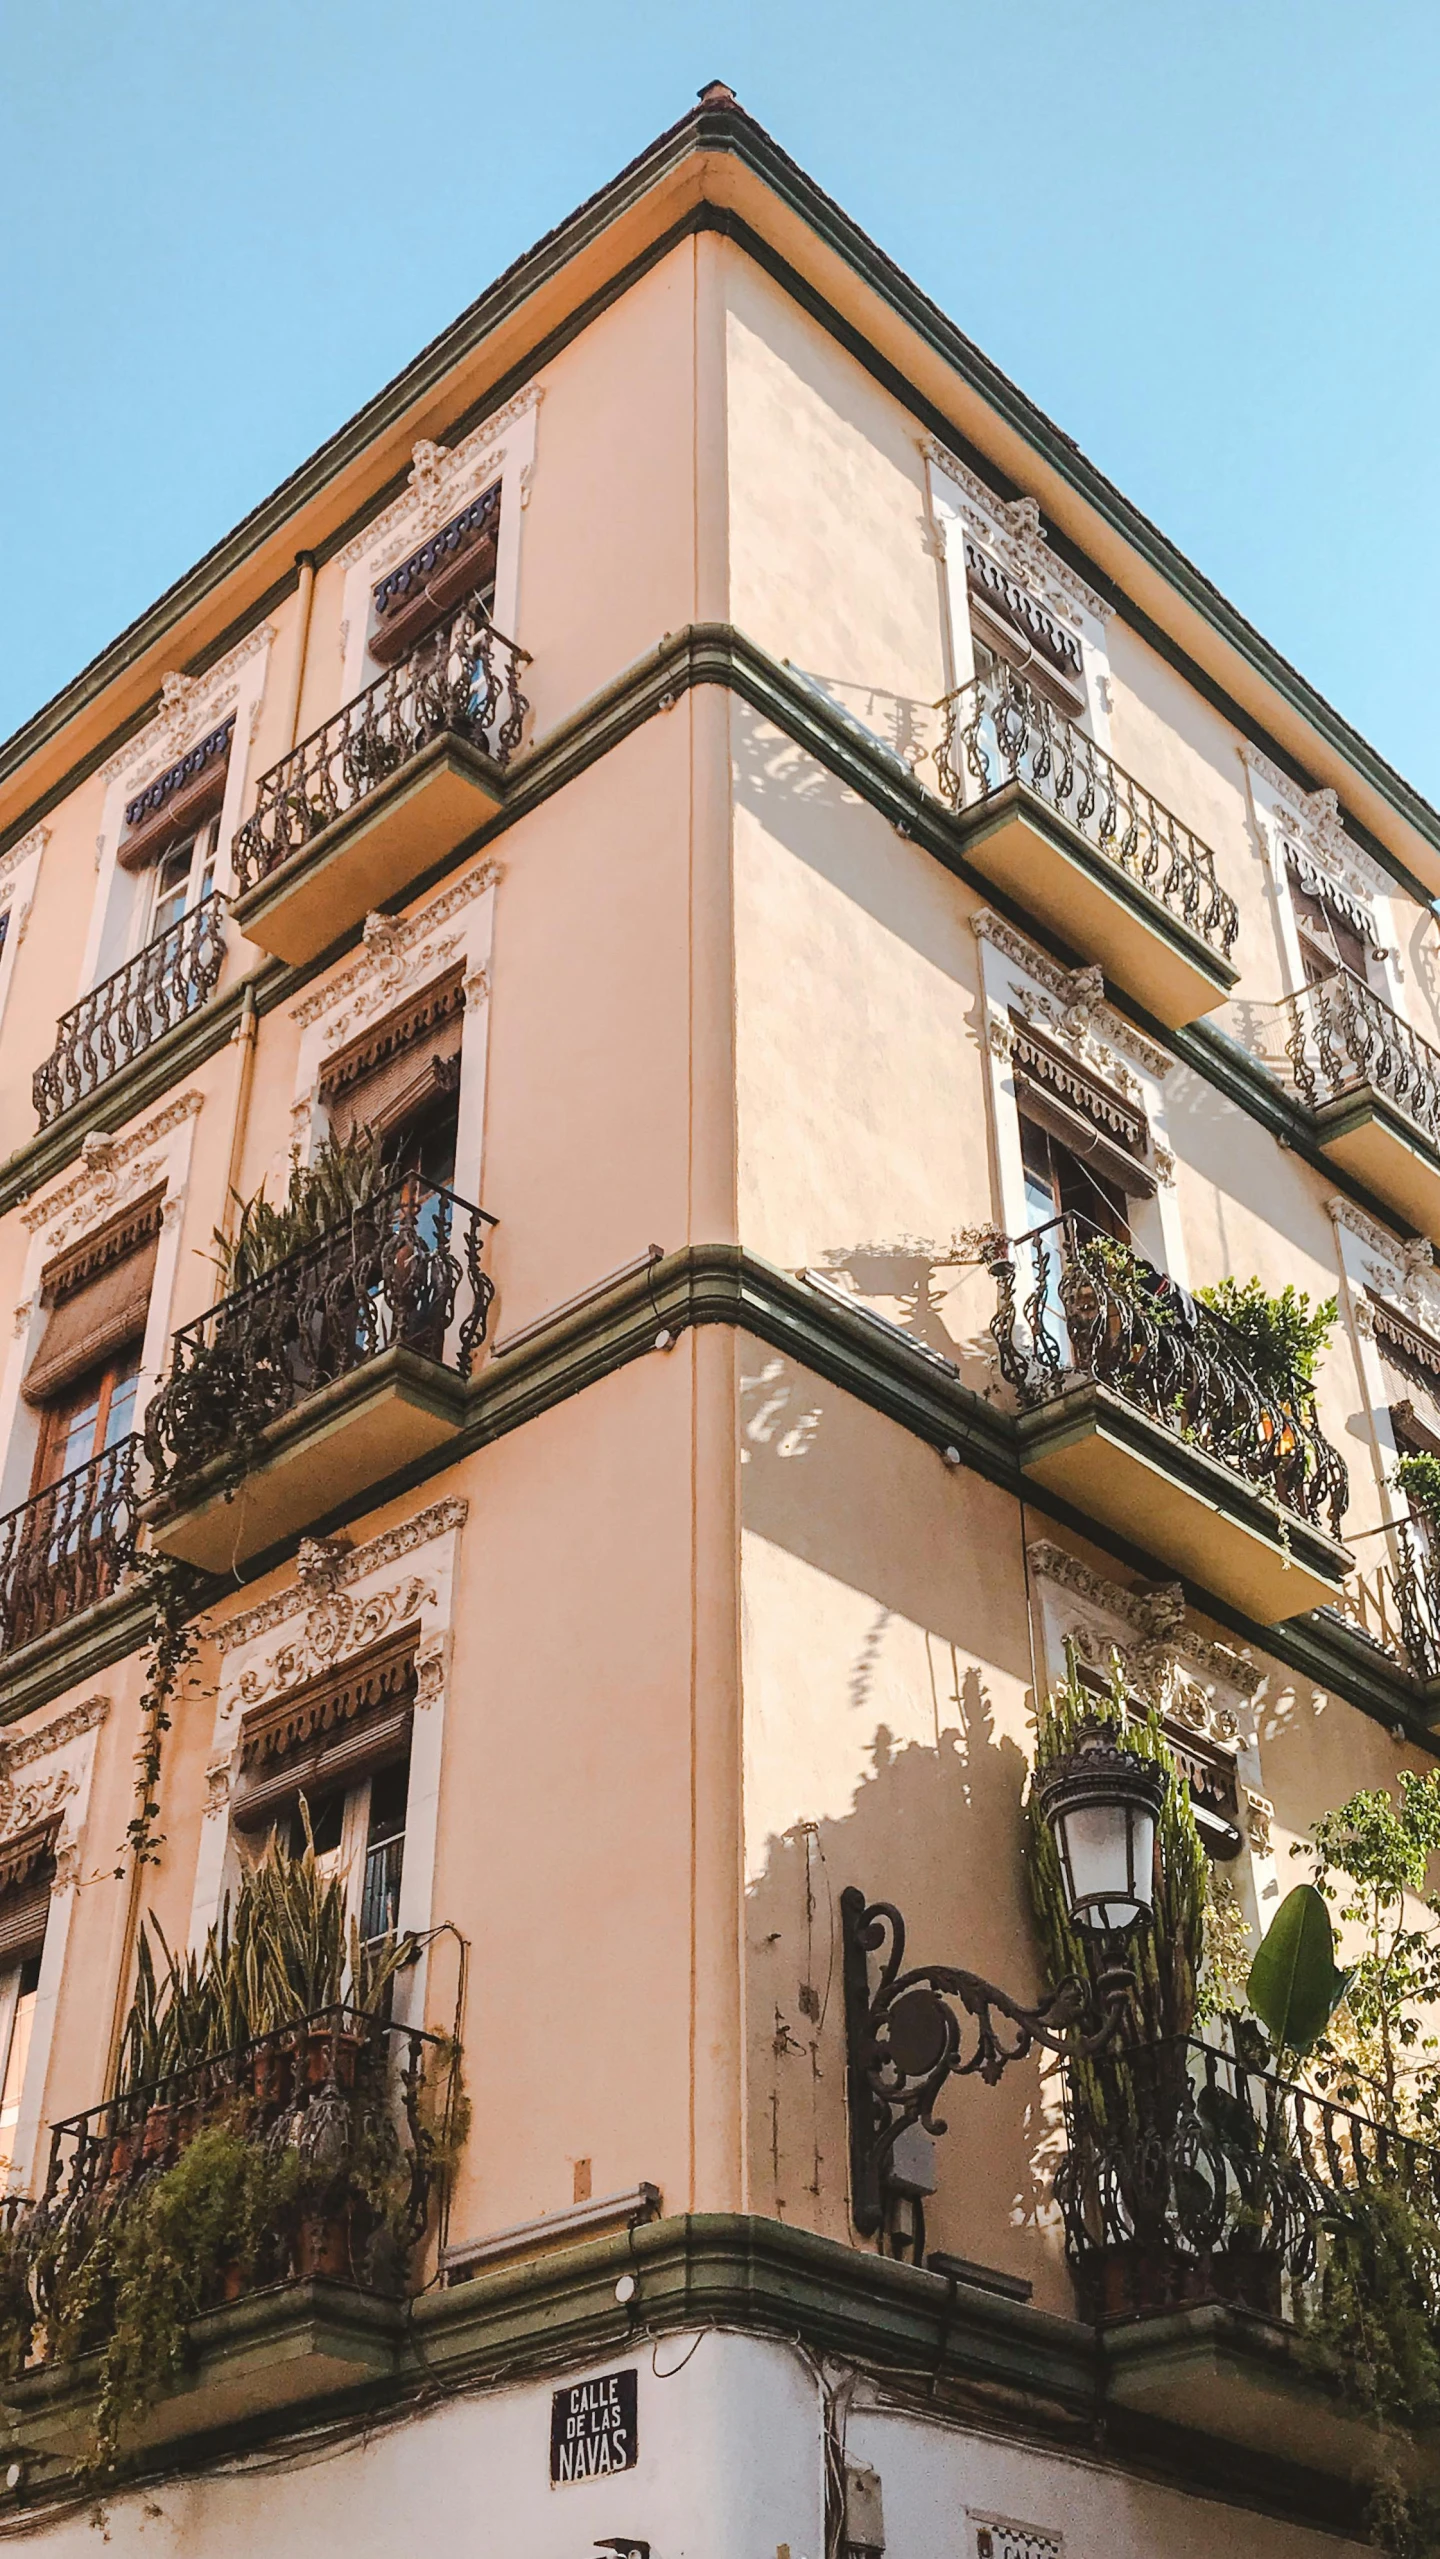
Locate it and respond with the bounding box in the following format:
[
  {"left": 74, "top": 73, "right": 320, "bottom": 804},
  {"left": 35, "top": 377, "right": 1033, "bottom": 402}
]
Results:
[
  {"left": 6, "top": 1242, "right": 1430, "bottom": 1754},
  {"left": 3, "top": 97, "right": 1437, "bottom": 887},
  {"left": 0, "top": 2213, "right": 1370, "bottom": 2536}
]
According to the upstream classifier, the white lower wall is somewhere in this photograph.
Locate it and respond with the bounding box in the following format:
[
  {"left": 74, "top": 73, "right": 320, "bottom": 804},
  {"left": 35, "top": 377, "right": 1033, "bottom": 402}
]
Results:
[{"left": 7, "top": 2330, "right": 1366, "bottom": 2559}]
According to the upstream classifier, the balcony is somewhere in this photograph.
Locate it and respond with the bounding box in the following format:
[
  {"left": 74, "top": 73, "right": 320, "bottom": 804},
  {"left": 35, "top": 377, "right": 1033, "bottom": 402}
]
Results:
[
  {"left": 33, "top": 894, "right": 226, "bottom": 1127},
  {"left": 1058, "top": 2033, "right": 1440, "bottom": 2484},
  {"left": 934, "top": 659, "right": 1239, "bottom": 1026},
  {"left": 0, "top": 1434, "right": 140, "bottom": 1658},
  {"left": 142, "top": 1176, "right": 495, "bottom": 1569},
  {"left": 1276, "top": 970, "right": 1440, "bottom": 1234},
  {"left": 231, "top": 601, "right": 528, "bottom": 965},
  {"left": 1330, "top": 1515, "right": 1440, "bottom": 1717},
  {"left": 990, "top": 1217, "right": 1351, "bottom": 1619},
  {"left": 1, "top": 2005, "right": 444, "bottom": 2460}
]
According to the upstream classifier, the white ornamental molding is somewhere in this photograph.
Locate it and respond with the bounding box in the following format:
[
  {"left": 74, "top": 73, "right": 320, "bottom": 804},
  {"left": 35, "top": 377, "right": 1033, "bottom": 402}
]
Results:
[
  {"left": 0, "top": 1694, "right": 109, "bottom": 1848},
  {"left": 337, "top": 385, "right": 544, "bottom": 577},
  {"left": 0, "top": 824, "right": 47, "bottom": 890},
  {"left": 1329, "top": 1196, "right": 1440, "bottom": 1342},
  {"left": 229, "top": 1570, "right": 439, "bottom": 1716},
  {"left": 290, "top": 860, "right": 500, "bottom": 1042},
  {"left": 1027, "top": 1540, "right": 1255, "bottom": 1737},
  {"left": 1239, "top": 742, "right": 1392, "bottom": 911},
  {"left": 99, "top": 626, "right": 275, "bottom": 793},
  {"left": 1244, "top": 1789, "right": 1275, "bottom": 1856},
  {"left": 924, "top": 440, "right": 1111, "bottom": 628},
  {"left": 415, "top": 1630, "right": 450, "bottom": 1709},
  {"left": 971, "top": 908, "right": 1172, "bottom": 1084},
  {"left": 215, "top": 1496, "right": 468, "bottom": 1657},
  {"left": 22, "top": 1092, "right": 203, "bottom": 1248}
]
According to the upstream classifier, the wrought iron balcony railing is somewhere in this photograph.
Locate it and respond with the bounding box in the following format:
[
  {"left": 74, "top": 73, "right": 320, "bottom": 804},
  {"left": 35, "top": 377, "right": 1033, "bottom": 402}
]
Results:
[
  {"left": 934, "top": 657, "right": 1240, "bottom": 963},
  {"left": 1, "top": 2006, "right": 452, "bottom": 2364},
  {"left": 1279, "top": 968, "right": 1440, "bottom": 1153},
  {"left": 990, "top": 1214, "right": 1349, "bottom": 1536},
  {"left": 233, "top": 599, "right": 529, "bottom": 894},
  {"left": 1057, "top": 2032, "right": 1440, "bottom": 2321},
  {"left": 144, "top": 1176, "right": 495, "bottom": 1487},
  {"left": 1330, "top": 1515, "right": 1440, "bottom": 1686},
  {"left": 0, "top": 1433, "right": 141, "bottom": 1657},
  {"left": 33, "top": 894, "right": 226, "bottom": 1127}
]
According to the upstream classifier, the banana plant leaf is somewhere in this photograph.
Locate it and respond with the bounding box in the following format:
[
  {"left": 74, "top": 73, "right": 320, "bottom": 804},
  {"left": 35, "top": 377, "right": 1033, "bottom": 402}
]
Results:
[{"left": 1247, "top": 1884, "right": 1350, "bottom": 2054}]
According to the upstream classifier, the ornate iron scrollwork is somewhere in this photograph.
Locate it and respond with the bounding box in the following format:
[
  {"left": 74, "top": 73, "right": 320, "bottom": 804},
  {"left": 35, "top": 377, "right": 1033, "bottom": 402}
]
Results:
[{"left": 842, "top": 1885, "right": 1132, "bottom": 2258}]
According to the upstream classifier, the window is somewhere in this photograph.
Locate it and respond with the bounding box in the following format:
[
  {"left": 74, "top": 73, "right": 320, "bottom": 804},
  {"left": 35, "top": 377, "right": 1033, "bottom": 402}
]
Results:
[
  {"left": 148, "top": 820, "right": 218, "bottom": 947},
  {"left": 0, "top": 1956, "right": 40, "bottom": 2180},
  {"left": 32, "top": 1345, "right": 140, "bottom": 1497},
  {"left": 369, "top": 485, "right": 501, "bottom": 668},
  {"left": 118, "top": 717, "right": 233, "bottom": 877},
  {"left": 1285, "top": 850, "right": 1381, "bottom": 994},
  {"left": 235, "top": 1628, "right": 418, "bottom": 1956},
  {"left": 1019, "top": 1110, "right": 1130, "bottom": 1243},
  {"left": 965, "top": 535, "right": 1086, "bottom": 718},
  {"left": 287, "top": 1752, "right": 410, "bottom": 1950}
]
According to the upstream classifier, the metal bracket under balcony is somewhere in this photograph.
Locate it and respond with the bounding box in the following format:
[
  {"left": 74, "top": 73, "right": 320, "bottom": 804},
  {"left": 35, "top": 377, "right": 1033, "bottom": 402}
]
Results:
[
  {"left": 0, "top": 1435, "right": 141, "bottom": 1659},
  {"left": 934, "top": 663, "right": 1239, "bottom": 1027},
  {"left": 990, "top": 1218, "right": 1352, "bottom": 1620},
  {"left": 33, "top": 895, "right": 225, "bottom": 1127},
  {"left": 1279, "top": 970, "right": 1440, "bottom": 1234},
  {"left": 231, "top": 602, "right": 528, "bottom": 966},
  {"left": 142, "top": 1178, "right": 495, "bottom": 1570}
]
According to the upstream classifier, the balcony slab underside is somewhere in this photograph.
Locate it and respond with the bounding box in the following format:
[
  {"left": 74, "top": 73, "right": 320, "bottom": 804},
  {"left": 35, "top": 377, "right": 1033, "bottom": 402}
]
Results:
[
  {"left": 141, "top": 1345, "right": 469, "bottom": 1571},
  {"left": 1017, "top": 1380, "right": 1351, "bottom": 1621},
  {"left": 0, "top": 2279, "right": 403, "bottom": 2473},
  {"left": 231, "top": 733, "right": 505, "bottom": 965},
  {"left": 1312, "top": 1082, "right": 1440, "bottom": 1238},
  {"left": 1101, "top": 2298, "right": 1438, "bottom": 2489},
  {"left": 952, "top": 784, "right": 1238, "bottom": 1029}
]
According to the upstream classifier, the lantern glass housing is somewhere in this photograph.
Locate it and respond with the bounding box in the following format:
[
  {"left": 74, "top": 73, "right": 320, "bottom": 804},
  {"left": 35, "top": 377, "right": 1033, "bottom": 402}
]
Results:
[{"left": 1036, "top": 1728, "right": 1167, "bottom": 1937}]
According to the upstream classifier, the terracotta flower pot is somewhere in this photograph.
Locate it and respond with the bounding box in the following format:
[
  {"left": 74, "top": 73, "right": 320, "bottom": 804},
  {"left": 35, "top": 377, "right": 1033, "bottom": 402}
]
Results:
[
  {"left": 251, "top": 2044, "right": 292, "bottom": 2108},
  {"left": 301, "top": 2027, "right": 364, "bottom": 2092},
  {"left": 141, "top": 2105, "right": 174, "bottom": 2166}
]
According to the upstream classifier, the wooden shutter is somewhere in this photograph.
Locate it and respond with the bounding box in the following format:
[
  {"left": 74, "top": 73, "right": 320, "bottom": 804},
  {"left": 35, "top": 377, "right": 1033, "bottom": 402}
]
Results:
[{"left": 23, "top": 1190, "right": 164, "bottom": 1407}]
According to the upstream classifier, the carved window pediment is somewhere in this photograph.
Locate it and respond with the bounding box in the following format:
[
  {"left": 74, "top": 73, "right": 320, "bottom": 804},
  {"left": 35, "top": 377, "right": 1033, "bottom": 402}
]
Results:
[{"left": 232, "top": 1625, "right": 418, "bottom": 1831}]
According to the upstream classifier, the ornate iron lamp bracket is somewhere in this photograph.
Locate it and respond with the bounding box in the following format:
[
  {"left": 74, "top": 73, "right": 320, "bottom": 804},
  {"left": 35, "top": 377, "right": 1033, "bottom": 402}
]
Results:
[{"left": 841, "top": 1885, "right": 1132, "bottom": 2245}]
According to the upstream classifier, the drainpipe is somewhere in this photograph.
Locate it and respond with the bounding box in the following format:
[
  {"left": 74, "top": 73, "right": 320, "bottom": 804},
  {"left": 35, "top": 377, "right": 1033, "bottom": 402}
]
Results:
[{"left": 279, "top": 548, "right": 317, "bottom": 751}]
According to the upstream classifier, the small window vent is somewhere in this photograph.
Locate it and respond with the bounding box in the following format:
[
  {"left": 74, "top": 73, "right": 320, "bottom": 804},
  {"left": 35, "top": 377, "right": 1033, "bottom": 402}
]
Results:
[{"left": 970, "top": 2515, "right": 1062, "bottom": 2559}]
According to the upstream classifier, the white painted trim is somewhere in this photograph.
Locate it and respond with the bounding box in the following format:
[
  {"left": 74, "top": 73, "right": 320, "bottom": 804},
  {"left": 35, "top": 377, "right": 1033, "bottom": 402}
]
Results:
[
  {"left": 1, "top": 1694, "right": 111, "bottom": 2194},
  {"left": 192, "top": 1502, "right": 468, "bottom": 2035},
  {"left": 82, "top": 629, "right": 274, "bottom": 992},
  {"left": 0, "top": 1094, "right": 204, "bottom": 1512},
  {"left": 0, "top": 828, "right": 47, "bottom": 1044},
  {"left": 924, "top": 443, "right": 1113, "bottom": 750},
  {"left": 336, "top": 388, "right": 542, "bottom": 700}
]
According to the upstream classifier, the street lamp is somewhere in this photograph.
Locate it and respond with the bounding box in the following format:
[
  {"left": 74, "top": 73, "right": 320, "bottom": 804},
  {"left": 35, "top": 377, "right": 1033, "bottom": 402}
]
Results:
[
  {"left": 844, "top": 1731, "right": 1152, "bottom": 2259},
  {"left": 1034, "top": 1725, "right": 1166, "bottom": 1937}
]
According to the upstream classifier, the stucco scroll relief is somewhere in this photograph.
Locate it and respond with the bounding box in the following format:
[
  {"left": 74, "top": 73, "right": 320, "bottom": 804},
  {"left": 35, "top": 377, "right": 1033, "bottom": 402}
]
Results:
[
  {"left": 924, "top": 438, "right": 1111, "bottom": 630},
  {"left": 1330, "top": 1196, "right": 1440, "bottom": 1342},
  {"left": 972, "top": 909, "right": 1171, "bottom": 1085},
  {"left": 0, "top": 1694, "right": 109, "bottom": 1852},
  {"left": 1027, "top": 1540, "right": 1256, "bottom": 1747},
  {"left": 336, "top": 383, "right": 544, "bottom": 578},
  {"left": 290, "top": 861, "right": 500, "bottom": 1044},
  {"left": 0, "top": 825, "right": 46, "bottom": 891},
  {"left": 214, "top": 1498, "right": 468, "bottom": 1664},
  {"left": 23, "top": 1092, "right": 202, "bottom": 1249},
  {"left": 1239, "top": 742, "right": 1391, "bottom": 914},
  {"left": 98, "top": 626, "right": 275, "bottom": 796}
]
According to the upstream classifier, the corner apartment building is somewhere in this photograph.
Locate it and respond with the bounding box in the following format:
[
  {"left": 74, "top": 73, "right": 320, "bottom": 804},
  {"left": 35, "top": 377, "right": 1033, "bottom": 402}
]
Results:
[{"left": 0, "top": 80, "right": 1433, "bottom": 2557}]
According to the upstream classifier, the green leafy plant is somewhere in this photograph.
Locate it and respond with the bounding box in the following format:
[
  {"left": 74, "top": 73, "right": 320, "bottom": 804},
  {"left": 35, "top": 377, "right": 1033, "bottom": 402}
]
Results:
[
  {"left": 1294, "top": 1771, "right": 1440, "bottom": 2131},
  {"left": 1193, "top": 1276, "right": 1336, "bottom": 1401},
  {"left": 1246, "top": 1884, "right": 1351, "bottom": 2055},
  {"left": 79, "top": 2127, "right": 305, "bottom": 2472},
  {"left": 1305, "top": 2178, "right": 1440, "bottom": 2559},
  {"left": 1395, "top": 1450, "right": 1440, "bottom": 1525},
  {"left": 212, "top": 1126, "right": 385, "bottom": 1295}
]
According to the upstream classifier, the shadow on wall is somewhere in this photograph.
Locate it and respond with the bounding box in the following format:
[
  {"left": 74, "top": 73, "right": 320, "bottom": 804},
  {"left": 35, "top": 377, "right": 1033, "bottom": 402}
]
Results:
[
  {"left": 784, "top": 665, "right": 937, "bottom": 777},
  {"left": 739, "top": 1355, "right": 1064, "bottom": 2293}
]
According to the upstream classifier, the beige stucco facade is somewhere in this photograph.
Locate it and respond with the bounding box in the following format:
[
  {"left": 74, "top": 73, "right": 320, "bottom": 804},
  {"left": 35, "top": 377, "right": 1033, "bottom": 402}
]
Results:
[{"left": 0, "top": 83, "right": 1432, "bottom": 2559}]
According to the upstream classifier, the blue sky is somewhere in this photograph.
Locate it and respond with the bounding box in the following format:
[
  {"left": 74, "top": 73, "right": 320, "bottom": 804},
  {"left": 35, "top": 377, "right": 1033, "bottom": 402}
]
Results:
[{"left": 4, "top": 2, "right": 1439, "bottom": 801}]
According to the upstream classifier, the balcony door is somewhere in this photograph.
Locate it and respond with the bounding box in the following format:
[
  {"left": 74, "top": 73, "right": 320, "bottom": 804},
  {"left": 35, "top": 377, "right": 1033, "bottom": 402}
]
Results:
[{"left": 32, "top": 1342, "right": 141, "bottom": 1499}]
